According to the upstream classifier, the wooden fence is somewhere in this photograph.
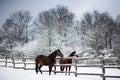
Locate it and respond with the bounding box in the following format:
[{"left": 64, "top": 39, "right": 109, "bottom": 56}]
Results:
[
  {"left": 0, "top": 55, "right": 120, "bottom": 80},
  {"left": 0, "top": 55, "right": 35, "bottom": 70},
  {"left": 54, "top": 57, "right": 120, "bottom": 80}
]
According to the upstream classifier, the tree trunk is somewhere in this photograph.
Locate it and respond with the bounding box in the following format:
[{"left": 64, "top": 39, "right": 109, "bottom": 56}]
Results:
[
  {"left": 109, "top": 36, "right": 112, "bottom": 49},
  {"left": 25, "top": 26, "right": 28, "bottom": 43}
]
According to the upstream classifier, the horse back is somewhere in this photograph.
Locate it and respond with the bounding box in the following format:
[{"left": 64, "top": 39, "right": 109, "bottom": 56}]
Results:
[
  {"left": 35, "top": 55, "right": 50, "bottom": 66},
  {"left": 59, "top": 58, "right": 72, "bottom": 64}
]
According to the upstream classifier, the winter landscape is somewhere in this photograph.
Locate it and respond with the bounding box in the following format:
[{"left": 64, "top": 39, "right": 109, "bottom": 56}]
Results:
[
  {"left": 0, "top": 66, "right": 120, "bottom": 80},
  {"left": 0, "top": 0, "right": 120, "bottom": 80}
]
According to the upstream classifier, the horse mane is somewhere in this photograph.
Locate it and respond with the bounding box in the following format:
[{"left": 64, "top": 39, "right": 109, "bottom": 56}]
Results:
[
  {"left": 48, "top": 50, "right": 58, "bottom": 59},
  {"left": 68, "top": 51, "right": 76, "bottom": 57}
]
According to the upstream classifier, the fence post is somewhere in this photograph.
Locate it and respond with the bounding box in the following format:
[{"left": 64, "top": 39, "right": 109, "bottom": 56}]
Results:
[
  {"left": 102, "top": 54, "right": 105, "bottom": 80},
  {"left": 12, "top": 54, "right": 15, "bottom": 68},
  {"left": 54, "top": 60, "right": 56, "bottom": 74},
  {"left": 5, "top": 55, "right": 7, "bottom": 67},
  {"left": 74, "top": 58, "right": 77, "bottom": 77},
  {"left": 117, "top": 57, "right": 120, "bottom": 69},
  {"left": 118, "top": 57, "right": 120, "bottom": 65},
  {"left": 54, "top": 66, "right": 56, "bottom": 74},
  {"left": 23, "top": 57, "right": 26, "bottom": 70}
]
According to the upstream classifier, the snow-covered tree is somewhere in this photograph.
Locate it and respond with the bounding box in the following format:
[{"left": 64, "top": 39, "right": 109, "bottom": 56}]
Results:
[
  {"left": 80, "top": 10, "right": 115, "bottom": 55},
  {"left": 34, "top": 5, "right": 74, "bottom": 53}
]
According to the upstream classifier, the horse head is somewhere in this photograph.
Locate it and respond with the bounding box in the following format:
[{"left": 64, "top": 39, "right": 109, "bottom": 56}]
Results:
[{"left": 57, "top": 49, "right": 64, "bottom": 58}]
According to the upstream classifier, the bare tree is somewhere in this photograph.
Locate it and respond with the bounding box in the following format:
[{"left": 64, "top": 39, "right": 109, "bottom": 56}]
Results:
[
  {"left": 10, "top": 10, "right": 32, "bottom": 43},
  {"left": 1, "top": 19, "right": 19, "bottom": 49}
]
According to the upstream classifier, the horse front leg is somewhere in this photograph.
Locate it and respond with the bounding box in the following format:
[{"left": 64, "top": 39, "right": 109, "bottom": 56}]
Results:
[
  {"left": 49, "top": 65, "right": 53, "bottom": 75},
  {"left": 60, "top": 66, "right": 63, "bottom": 71},
  {"left": 60, "top": 66, "right": 65, "bottom": 72},
  {"left": 68, "top": 66, "right": 71, "bottom": 75}
]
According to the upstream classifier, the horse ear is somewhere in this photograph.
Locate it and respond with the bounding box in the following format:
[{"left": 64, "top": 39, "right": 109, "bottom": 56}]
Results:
[
  {"left": 73, "top": 51, "right": 76, "bottom": 53},
  {"left": 58, "top": 49, "right": 60, "bottom": 51}
]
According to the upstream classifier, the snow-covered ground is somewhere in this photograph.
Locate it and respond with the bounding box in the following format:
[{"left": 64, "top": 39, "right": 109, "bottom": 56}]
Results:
[{"left": 0, "top": 66, "right": 120, "bottom": 80}]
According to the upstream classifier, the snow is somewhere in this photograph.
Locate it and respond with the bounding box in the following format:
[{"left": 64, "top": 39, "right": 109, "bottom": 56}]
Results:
[
  {"left": 100, "top": 48, "right": 114, "bottom": 57},
  {"left": 0, "top": 66, "right": 120, "bottom": 80}
]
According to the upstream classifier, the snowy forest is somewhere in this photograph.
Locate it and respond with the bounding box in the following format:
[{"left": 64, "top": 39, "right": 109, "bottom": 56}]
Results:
[{"left": 0, "top": 5, "right": 120, "bottom": 57}]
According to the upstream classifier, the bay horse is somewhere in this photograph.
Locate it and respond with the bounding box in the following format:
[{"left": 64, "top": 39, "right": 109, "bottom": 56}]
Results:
[
  {"left": 35, "top": 49, "right": 63, "bottom": 75},
  {"left": 59, "top": 51, "right": 78, "bottom": 75}
]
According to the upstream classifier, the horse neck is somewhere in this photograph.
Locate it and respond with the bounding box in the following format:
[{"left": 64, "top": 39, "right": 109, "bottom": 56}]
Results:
[
  {"left": 68, "top": 52, "right": 75, "bottom": 57},
  {"left": 48, "top": 51, "right": 57, "bottom": 59}
]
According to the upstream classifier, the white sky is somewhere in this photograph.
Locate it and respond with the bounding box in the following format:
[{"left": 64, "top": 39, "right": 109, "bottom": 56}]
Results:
[{"left": 0, "top": 0, "right": 120, "bottom": 25}]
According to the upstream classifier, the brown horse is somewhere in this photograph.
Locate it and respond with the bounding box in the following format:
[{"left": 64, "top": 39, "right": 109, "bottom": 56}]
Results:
[
  {"left": 35, "top": 49, "right": 63, "bottom": 75},
  {"left": 59, "top": 51, "right": 78, "bottom": 75}
]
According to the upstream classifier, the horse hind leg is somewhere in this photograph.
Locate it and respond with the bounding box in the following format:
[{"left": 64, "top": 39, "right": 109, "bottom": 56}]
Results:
[
  {"left": 60, "top": 66, "right": 62, "bottom": 71},
  {"left": 38, "top": 65, "right": 43, "bottom": 74},
  {"left": 35, "top": 63, "right": 38, "bottom": 74},
  {"left": 65, "top": 67, "right": 68, "bottom": 75}
]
